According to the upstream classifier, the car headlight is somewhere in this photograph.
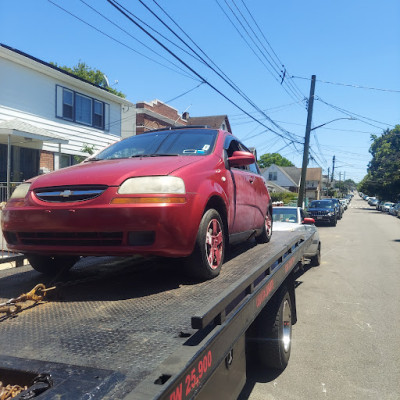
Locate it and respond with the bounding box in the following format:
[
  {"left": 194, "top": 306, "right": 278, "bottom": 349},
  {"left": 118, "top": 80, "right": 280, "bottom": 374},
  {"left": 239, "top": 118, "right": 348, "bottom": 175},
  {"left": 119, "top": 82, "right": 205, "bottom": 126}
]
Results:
[
  {"left": 118, "top": 176, "right": 186, "bottom": 194},
  {"left": 327, "top": 212, "right": 334, "bottom": 216},
  {"left": 10, "top": 183, "right": 31, "bottom": 199}
]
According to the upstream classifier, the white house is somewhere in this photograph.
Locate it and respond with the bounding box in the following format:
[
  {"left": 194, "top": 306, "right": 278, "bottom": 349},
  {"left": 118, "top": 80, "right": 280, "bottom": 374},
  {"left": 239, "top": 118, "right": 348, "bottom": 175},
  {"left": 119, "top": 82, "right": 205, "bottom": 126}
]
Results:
[
  {"left": 0, "top": 43, "right": 135, "bottom": 200},
  {"left": 262, "top": 164, "right": 322, "bottom": 201}
]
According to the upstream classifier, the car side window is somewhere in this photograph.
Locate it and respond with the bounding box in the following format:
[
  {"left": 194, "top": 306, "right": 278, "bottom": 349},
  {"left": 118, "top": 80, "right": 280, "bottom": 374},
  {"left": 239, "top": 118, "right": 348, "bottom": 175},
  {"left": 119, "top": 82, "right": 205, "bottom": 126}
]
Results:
[{"left": 225, "top": 139, "right": 246, "bottom": 170}]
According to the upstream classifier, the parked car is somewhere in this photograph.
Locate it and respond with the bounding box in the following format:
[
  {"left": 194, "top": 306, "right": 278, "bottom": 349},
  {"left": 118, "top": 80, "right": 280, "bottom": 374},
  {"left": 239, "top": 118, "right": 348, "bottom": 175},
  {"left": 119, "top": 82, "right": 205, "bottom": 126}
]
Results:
[
  {"left": 382, "top": 202, "right": 395, "bottom": 212},
  {"left": 330, "top": 198, "right": 343, "bottom": 219},
  {"left": 367, "top": 197, "right": 377, "bottom": 206},
  {"left": 389, "top": 202, "right": 400, "bottom": 216},
  {"left": 339, "top": 199, "right": 348, "bottom": 210},
  {"left": 376, "top": 200, "right": 386, "bottom": 211},
  {"left": 368, "top": 198, "right": 379, "bottom": 207},
  {"left": 272, "top": 206, "right": 321, "bottom": 266},
  {"left": 307, "top": 199, "right": 338, "bottom": 226},
  {"left": 1, "top": 127, "right": 272, "bottom": 280}
]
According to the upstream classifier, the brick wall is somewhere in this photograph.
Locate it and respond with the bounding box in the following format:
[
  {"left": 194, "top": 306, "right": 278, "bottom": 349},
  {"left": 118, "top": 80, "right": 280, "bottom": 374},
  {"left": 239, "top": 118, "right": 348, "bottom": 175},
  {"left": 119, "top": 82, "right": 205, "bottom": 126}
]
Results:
[
  {"left": 136, "top": 100, "right": 187, "bottom": 134},
  {"left": 40, "top": 150, "right": 54, "bottom": 172}
]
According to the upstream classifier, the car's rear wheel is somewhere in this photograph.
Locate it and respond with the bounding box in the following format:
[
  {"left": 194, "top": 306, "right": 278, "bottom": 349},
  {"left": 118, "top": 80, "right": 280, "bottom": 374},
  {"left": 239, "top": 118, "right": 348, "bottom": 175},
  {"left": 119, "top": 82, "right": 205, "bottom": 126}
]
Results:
[
  {"left": 256, "top": 208, "right": 272, "bottom": 244},
  {"left": 309, "top": 243, "right": 321, "bottom": 266},
  {"left": 186, "top": 209, "right": 225, "bottom": 280},
  {"left": 27, "top": 255, "right": 80, "bottom": 276}
]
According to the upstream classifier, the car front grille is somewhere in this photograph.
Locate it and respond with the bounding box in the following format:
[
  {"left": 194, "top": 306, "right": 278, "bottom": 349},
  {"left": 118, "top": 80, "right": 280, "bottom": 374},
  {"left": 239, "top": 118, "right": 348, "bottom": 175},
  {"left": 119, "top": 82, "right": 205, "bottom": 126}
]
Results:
[
  {"left": 309, "top": 211, "right": 329, "bottom": 216},
  {"left": 17, "top": 232, "right": 123, "bottom": 246},
  {"left": 34, "top": 185, "right": 108, "bottom": 203}
]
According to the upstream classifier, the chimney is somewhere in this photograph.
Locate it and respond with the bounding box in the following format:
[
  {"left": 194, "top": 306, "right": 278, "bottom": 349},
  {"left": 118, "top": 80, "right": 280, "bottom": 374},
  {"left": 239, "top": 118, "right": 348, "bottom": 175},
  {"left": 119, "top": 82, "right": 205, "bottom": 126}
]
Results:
[{"left": 182, "top": 111, "right": 189, "bottom": 120}]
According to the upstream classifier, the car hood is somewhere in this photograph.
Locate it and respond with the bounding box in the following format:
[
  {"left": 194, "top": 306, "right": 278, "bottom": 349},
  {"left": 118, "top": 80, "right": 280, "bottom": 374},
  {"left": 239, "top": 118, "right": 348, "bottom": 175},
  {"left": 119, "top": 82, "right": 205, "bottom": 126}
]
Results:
[{"left": 29, "top": 156, "right": 204, "bottom": 189}]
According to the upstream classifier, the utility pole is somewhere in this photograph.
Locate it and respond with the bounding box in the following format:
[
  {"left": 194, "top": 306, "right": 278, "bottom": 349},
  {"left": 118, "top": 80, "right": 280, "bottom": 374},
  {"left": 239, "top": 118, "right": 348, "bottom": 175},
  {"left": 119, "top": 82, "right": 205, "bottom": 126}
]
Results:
[
  {"left": 331, "top": 155, "right": 336, "bottom": 182},
  {"left": 297, "top": 75, "right": 316, "bottom": 208}
]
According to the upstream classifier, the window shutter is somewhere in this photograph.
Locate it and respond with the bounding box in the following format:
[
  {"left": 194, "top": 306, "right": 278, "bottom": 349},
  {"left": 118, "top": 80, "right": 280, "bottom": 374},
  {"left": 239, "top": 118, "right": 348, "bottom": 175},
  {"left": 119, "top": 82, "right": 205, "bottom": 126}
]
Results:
[
  {"left": 104, "top": 103, "right": 110, "bottom": 131},
  {"left": 56, "top": 85, "right": 63, "bottom": 117}
]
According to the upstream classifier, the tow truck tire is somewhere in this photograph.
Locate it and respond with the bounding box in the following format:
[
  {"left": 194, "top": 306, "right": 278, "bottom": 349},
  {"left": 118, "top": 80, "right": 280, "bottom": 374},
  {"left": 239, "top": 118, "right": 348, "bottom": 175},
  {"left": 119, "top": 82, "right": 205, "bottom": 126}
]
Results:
[
  {"left": 256, "top": 208, "right": 272, "bottom": 244},
  {"left": 256, "top": 288, "right": 292, "bottom": 370},
  {"left": 310, "top": 243, "right": 321, "bottom": 266},
  {"left": 186, "top": 209, "right": 225, "bottom": 280},
  {"left": 27, "top": 255, "right": 80, "bottom": 275}
]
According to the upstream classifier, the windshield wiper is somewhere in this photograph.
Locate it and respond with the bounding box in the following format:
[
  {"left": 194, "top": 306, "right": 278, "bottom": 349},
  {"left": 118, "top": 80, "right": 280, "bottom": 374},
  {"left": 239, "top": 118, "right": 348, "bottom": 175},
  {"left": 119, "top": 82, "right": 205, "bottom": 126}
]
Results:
[
  {"left": 84, "top": 157, "right": 102, "bottom": 162},
  {"left": 129, "top": 153, "right": 179, "bottom": 158}
]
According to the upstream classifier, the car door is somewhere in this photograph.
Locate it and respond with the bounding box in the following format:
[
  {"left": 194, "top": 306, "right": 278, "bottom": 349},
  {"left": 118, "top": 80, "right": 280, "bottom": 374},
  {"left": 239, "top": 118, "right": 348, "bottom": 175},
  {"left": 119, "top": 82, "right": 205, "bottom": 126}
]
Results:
[{"left": 224, "top": 137, "right": 257, "bottom": 233}]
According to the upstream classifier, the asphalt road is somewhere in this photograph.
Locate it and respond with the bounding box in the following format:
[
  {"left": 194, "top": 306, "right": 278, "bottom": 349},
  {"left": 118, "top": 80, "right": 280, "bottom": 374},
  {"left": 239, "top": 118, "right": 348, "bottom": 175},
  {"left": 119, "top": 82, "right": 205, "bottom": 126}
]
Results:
[{"left": 240, "top": 196, "right": 400, "bottom": 400}]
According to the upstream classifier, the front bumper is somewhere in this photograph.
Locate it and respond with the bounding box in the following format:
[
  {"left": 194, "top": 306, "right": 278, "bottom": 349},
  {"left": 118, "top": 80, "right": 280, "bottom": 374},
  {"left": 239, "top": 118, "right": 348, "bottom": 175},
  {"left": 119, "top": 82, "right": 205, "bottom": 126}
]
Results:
[{"left": 1, "top": 193, "right": 201, "bottom": 258}]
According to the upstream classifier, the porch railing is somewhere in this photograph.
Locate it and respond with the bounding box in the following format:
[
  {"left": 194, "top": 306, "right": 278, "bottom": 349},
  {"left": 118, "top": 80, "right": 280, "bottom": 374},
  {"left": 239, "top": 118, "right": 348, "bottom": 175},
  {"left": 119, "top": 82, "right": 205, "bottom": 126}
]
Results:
[{"left": 0, "top": 182, "right": 22, "bottom": 203}]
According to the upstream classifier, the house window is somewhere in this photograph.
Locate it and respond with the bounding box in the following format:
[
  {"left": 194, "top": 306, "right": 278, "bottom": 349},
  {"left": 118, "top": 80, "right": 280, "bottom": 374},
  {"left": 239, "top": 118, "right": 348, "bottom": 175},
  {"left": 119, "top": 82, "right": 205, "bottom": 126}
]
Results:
[
  {"left": 94, "top": 100, "right": 104, "bottom": 128},
  {"left": 56, "top": 85, "right": 109, "bottom": 130},
  {"left": 63, "top": 89, "right": 73, "bottom": 120},
  {"left": 269, "top": 172, "right": 277, "bottom": 181},
  {"left": 75, "top": 93, "right": 92, "bottom": 125}
]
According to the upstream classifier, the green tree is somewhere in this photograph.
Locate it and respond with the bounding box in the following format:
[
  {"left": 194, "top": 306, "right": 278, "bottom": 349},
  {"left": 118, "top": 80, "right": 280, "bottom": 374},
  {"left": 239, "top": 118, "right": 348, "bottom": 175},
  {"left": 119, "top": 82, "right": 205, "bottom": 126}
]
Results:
[
  {"left": 258, "top": 153, "right": 294, "bottom": 168},
  {"left": 358, "top": 125, "right": 400, "bottom": 201},
  {"left": 51, "top": 61, "right": 126, "bottom": 98}
]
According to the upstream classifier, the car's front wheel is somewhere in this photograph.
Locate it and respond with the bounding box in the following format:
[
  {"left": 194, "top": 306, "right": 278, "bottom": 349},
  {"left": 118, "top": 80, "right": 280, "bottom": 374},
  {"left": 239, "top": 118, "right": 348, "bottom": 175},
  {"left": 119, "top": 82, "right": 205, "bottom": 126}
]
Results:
[
  {"left": 186, "top": 209, "right": 225, "bottom": 280},
  {"left": 256, "top": 208, "right": 272, "bottom": 244},
  {"left": 27, "top": 255, "right": 80, "bottom": 276}
]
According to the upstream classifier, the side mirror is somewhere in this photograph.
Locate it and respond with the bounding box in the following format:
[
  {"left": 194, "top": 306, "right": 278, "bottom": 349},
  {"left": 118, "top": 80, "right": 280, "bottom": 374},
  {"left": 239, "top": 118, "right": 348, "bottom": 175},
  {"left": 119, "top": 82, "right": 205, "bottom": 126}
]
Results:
[
  {"left": 302, "top": 217, "right": 315, "bottom": 225},
  {"left": 228, "top": 151, "right": 256, "bottom": 167}
]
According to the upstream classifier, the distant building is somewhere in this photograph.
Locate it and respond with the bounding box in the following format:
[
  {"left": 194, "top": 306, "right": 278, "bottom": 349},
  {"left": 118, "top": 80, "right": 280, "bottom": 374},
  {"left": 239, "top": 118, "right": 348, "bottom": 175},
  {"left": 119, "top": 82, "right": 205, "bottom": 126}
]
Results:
[{"left": 262, "top": 164, "right": 322, "bottom": 200}]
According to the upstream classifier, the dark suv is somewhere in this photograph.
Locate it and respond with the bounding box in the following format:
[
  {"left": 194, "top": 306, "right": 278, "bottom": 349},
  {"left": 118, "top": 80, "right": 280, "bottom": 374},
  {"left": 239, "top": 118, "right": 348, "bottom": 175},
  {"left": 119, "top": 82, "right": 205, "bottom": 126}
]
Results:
[{"left": 307, "top": 199, "right": 338, "bottom": 226}]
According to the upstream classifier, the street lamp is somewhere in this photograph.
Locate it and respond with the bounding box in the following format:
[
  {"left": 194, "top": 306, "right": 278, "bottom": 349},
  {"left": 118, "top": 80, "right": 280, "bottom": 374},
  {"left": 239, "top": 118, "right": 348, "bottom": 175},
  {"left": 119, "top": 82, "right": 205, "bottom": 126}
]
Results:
[
  {"left": 310, "top": 117, "right": 356, "bottom": 131},
  {"left": 297, "top": 112, "right": 356, "bottom": 208}
]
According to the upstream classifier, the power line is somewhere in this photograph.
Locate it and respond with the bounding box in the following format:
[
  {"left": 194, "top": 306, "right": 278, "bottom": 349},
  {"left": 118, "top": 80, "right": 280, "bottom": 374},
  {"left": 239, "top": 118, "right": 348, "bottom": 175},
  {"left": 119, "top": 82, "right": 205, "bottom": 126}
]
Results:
[
  {"left": 215, "top": 0, "right": 306, "bottom": 105},
  {"left": 48, "top": 0, "right": 199, "bottom": 82},
  {"left": 292, "top": 75, "right": 400, "bottom": 93},
  {"left": 237, "top": 0, "right": 306, "bottom": 100},
  {"left": 165, "top": 82, "right": 204, "bottom": 103},
  {"left": 316, "top": 97, "right": 395, "bottom": 129},
  {"left": 106, "top": 0, "right": 303, "bottom": 147}
]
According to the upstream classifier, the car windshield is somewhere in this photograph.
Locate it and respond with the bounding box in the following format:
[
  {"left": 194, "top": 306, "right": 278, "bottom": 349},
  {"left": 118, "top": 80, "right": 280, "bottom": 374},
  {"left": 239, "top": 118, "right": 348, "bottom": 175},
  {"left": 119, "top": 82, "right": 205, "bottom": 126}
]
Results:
[
  {"left": 309, "top": 200, "right": 333, "bottom": 209},
  {"left": 93, "top": 129, "right": 218, "bottom": 160},
  {"left": 272, "top": 208, "right": 298, "bottom": 223}
]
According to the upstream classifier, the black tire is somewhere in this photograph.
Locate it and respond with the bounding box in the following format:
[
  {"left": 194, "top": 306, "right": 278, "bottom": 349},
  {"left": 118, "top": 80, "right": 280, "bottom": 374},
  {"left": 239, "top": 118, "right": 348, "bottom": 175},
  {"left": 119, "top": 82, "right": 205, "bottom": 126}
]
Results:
[
  {"left": 256, "top": 208, "right": 272, "bottom": 244},
  {"left": 331, "top": 217, "right": 337, "bottom": 226},
  {"left": 185, "top": 209, "right": 225, "bottom": 280},
  {"left": 27, "top": 255, "right": 80, "bottom": 276},
  {"left": 309, "top": 243, "right": 321, "bottom": 266},
  {"left": 255, "top": 288, "right": 292, "bottom": 369}
]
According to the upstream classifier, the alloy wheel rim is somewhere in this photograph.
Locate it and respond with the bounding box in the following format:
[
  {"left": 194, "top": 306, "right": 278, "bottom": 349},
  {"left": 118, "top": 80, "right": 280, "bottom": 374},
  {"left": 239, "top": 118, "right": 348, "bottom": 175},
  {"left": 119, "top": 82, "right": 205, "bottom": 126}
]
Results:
[
  {"left": 205, "top": 219, "right": 223, "bottom": 269},
  {"left": 282, "top": 299, "right": 291, "bottom": 352}
]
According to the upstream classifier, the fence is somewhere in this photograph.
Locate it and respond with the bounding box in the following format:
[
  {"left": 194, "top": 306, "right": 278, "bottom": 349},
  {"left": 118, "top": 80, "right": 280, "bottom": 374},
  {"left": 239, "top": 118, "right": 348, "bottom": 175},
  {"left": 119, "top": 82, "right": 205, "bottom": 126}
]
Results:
[
  {"left": 0, "top": 182, "right": 22, "bottom": 203},
  {"left": 0, "top": 188, "right": 26, "bottom": 267}
]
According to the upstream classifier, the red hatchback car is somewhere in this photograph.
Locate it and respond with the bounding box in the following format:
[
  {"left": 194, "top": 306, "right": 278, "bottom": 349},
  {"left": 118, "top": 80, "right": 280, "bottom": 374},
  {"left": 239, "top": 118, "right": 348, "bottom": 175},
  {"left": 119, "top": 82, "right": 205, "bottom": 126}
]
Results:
[{"left": 1, "top": 127, "right": 272, "bottom": 280}]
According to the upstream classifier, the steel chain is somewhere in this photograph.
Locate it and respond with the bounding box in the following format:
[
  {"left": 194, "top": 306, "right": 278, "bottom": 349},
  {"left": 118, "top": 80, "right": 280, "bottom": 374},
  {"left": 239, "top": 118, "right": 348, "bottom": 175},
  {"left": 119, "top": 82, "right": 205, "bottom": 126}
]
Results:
[{"left": 0, "top": 381, "right": 27, "bottom": 400}]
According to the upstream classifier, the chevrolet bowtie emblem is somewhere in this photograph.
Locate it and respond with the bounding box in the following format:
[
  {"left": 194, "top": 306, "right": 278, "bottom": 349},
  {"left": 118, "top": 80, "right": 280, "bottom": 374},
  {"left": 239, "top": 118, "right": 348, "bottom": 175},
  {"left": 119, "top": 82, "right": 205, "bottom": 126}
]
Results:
[{"left": 60, "top": 190, "right": 73, "bottom": 197}]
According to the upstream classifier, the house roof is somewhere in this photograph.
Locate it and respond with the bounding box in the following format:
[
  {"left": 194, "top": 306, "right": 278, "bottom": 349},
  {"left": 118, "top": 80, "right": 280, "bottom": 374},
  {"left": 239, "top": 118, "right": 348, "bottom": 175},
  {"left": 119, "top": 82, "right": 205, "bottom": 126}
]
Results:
[
  {"left": 0, "top": 43, "right": 134, "bottom": 106},
  {"left": 280, "top": 167, "right": 302, "bottom": 185},
  {"left": 187, "top": 115, "right": 232, "bottom": 133}
]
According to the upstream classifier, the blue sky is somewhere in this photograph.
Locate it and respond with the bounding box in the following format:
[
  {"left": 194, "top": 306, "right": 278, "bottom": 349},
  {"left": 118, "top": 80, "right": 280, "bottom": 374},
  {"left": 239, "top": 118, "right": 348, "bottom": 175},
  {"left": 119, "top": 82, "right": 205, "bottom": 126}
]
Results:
[{"left": 1, "top": 0, "right": 399, "bottom": 182}]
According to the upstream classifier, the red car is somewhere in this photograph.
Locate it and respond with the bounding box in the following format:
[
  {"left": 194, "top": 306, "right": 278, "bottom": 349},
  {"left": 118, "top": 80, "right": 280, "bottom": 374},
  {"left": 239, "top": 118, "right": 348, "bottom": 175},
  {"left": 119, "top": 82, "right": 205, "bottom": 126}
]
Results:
[{"left": 1, "top": 127, "right": 272, "bottom": 280}]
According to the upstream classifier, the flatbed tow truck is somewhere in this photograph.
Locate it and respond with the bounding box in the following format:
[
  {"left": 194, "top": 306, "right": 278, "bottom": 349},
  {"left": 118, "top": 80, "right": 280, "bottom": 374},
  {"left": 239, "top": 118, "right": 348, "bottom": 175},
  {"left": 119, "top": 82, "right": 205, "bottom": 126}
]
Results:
[{"left": 0, "top": 230, "right": 315, "bottom": 400}]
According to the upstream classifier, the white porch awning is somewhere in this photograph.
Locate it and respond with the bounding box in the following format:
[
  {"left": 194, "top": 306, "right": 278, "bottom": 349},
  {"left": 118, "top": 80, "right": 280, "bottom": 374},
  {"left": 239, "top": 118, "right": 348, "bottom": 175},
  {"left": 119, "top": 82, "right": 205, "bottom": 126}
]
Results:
[
  {"left": 0, "top": 119, "right": 69, "bottom": 200},
  {"left": 0, "top": 119, "right": 68, "bottom": 145}
]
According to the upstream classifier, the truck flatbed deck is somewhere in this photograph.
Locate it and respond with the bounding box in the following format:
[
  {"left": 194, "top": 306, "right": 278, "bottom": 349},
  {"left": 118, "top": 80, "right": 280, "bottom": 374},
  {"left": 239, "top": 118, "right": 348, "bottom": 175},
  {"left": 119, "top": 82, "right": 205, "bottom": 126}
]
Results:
[{"left": 0, "top": 231, "right": 314, "bottom": 399}]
